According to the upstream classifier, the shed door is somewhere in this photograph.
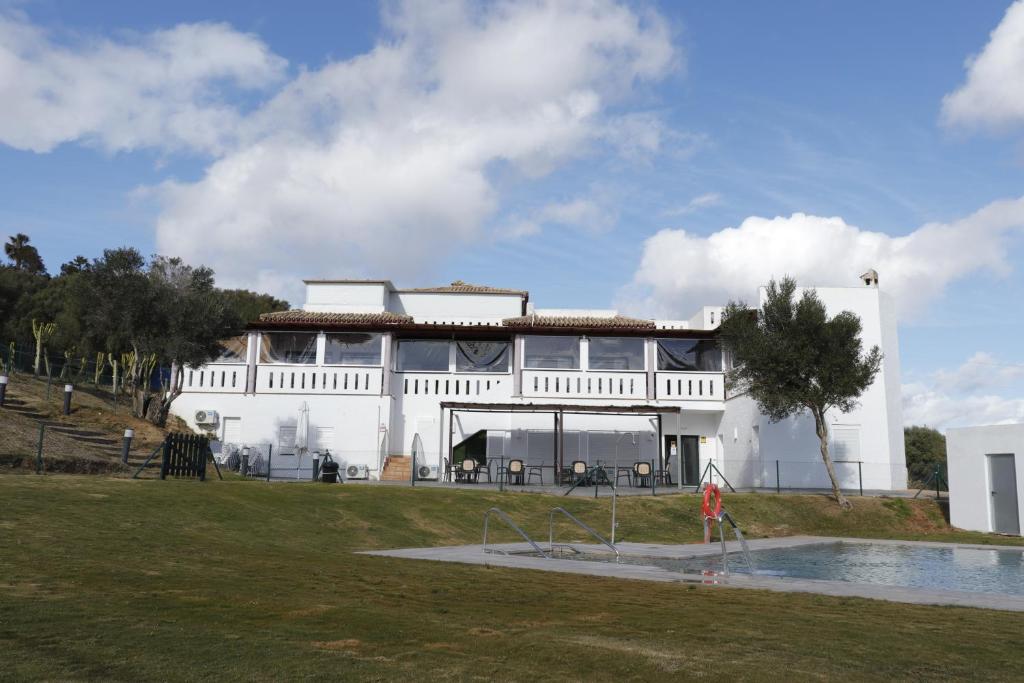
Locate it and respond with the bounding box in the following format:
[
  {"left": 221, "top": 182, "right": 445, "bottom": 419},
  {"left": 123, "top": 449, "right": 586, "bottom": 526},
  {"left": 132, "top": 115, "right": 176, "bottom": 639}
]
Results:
[
  {"left": 222, "top": 417, "right": 242, "bottom": 444},
  {"left": 988, "top": 454, "right": 1020, "bottom": 535}
]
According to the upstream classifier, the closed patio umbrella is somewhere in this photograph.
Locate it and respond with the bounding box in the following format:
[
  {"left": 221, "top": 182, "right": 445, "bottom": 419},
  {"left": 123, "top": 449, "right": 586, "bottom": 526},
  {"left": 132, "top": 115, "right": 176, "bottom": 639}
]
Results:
[{"left": 296, "top": 401, "right": 310, "bottom": 479}]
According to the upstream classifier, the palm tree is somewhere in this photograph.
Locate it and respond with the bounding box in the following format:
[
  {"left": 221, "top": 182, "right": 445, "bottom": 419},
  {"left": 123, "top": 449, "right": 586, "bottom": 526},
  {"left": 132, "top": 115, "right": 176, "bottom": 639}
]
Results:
[{"left": 4, "top": 233, "right": 46, "bottom": 274}]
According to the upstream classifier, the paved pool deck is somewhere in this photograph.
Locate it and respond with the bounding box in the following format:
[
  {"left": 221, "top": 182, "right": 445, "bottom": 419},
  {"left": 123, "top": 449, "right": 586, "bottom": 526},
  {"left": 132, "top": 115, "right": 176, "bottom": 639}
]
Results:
[{"left": 362, "top": 536, "right": 1024, "bottom": 613}]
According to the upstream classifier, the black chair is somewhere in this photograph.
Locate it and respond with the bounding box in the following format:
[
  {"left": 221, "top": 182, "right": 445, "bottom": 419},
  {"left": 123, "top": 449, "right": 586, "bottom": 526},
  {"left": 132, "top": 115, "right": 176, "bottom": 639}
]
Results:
[
  {"left": 633, "top": 461, "right": 652, "bottom": 488},
  {"left": 527, "top": 464, "right": 545, "bottom": 485},
  {"left": 476, "top": 460, "right": 492, "bottom": 483},
  {"left": 507, "top": 459, "right": 525, "bottom": 485},
  {"left": 615, "top": 466, "right": 633, "bottom": 488}
]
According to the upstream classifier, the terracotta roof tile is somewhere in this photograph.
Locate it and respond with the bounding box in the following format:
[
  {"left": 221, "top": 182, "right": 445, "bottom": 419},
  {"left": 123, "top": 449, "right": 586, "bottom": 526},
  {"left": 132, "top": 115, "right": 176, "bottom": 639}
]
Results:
[
  {"left": 402, "top": 280, "right": 527, "bottom": 295},
  {"left": 258, "top": 311, "right": 413, "bottom": 325},
  {"left": 501, "top": 314, "right": 656, "bottom": 330}
]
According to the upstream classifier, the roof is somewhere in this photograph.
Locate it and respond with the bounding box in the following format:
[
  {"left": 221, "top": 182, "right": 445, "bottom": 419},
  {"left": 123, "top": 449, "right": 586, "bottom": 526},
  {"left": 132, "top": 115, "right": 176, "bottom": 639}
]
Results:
[
  {"left": 302, "top": 278, "right": 394, "bottom": 286},
  {"left": 400, "top": 280, "right": 527, "bottom": 296},
  {"left": 258, "top": 310, "right": 413, "bottom": 326},
  {"left": 502, "top": 314, "right": 656, "bottom": 330}
]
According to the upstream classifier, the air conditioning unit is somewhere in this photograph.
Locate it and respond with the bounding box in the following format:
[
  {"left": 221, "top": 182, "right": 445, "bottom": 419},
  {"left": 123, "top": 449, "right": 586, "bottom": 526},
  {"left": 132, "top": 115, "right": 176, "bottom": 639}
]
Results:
[
  {"left": 346, "top": 464, "right": 369, "bottom": 480},
  {"left": 417, "top": 464, "right": 439, "bottom": 481},
  {"left": 195, "top": 409, "right": 219, "bottom": 426}
]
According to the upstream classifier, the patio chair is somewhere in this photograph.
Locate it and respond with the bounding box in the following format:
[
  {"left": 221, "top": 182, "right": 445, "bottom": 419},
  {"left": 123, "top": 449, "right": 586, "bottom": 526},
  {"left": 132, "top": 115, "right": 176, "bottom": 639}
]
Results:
[
  {"left": 526, "top": 463, "right": 545, "bottom": 485},
  {"left": 461, "top": 458, "right": 478, "bottom": 483},
  {"left": 633, "top": 461, "right": 652, "bottom": 488},
  {"left": 571, "top": 460, "right": 589, "bottom": 485},
  {"left": 476, "top": 460, "right": 492, "bottom": 483},
  {"left": 507, "top": 459, "right": 525, "bottom": 485},
  {"left": 615, "top": 466, "right": 633, "bottom": 488}
]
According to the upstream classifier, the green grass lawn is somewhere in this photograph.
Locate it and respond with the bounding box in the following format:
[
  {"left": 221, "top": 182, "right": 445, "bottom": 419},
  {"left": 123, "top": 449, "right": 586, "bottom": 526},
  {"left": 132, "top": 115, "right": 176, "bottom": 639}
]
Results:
[{"left": 1, "top": 475, "right": 1022, "bottom": 681}]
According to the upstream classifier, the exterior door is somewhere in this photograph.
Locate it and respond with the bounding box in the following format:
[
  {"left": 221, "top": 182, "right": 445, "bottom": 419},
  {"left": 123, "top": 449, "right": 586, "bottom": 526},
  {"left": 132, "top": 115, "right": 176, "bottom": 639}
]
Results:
[
  {"left": 665, "top": 436, "right": 700, "bottom": 486},
  {"left": 988, "top": 454, "right": 1020, "bottom": 535}
]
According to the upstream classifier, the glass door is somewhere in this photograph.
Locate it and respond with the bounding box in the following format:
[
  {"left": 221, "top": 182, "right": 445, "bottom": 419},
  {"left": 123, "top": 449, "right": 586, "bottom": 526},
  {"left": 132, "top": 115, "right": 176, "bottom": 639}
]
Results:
[{"left": 664, "top": 435, "right": 701, "bottom": 486}]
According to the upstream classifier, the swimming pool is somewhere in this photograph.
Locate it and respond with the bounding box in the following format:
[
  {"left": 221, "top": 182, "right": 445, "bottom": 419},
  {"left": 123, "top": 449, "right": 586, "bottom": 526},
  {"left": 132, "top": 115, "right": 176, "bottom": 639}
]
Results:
[{"left": 580, "top": 541, "right": 1024, "bottom": 596}]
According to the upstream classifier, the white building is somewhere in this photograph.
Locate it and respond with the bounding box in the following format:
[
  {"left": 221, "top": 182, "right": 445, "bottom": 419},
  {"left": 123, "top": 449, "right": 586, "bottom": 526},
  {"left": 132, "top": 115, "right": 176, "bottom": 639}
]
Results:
[
  {"left": 947, "top": 424, "right": 1023, "bottom": 535},
  {"left": 171, "top": 274, "right": 906, "bottom": 490}
]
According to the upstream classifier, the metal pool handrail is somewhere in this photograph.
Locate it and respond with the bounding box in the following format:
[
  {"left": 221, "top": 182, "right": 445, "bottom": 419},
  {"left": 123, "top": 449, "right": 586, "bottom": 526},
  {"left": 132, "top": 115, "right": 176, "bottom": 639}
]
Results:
[
  {"left": 483, "top": 507, "right": 550, "bottom": 558},
  {"left": 548, "top": 507, "right": 620, "bottom": 560}
]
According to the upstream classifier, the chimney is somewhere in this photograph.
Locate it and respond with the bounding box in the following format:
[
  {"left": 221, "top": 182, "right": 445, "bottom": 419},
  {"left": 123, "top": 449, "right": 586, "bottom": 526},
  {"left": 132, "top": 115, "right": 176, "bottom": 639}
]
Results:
[{"left": 860, "top": 269, "right": 879, "bottom": 287}]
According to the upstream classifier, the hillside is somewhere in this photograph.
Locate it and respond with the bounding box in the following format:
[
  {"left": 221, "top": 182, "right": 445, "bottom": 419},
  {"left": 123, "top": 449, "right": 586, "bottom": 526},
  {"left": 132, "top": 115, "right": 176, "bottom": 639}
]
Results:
[{"left": 0, "top": 373, "right": 188, "bottom": 473}]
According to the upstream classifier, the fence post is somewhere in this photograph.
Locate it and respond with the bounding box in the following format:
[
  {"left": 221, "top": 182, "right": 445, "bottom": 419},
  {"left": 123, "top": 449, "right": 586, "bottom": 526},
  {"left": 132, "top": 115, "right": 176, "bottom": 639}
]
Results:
[
  {"left": 121, "top": 429, "right": 134, "bottom": 464},
  {"left": 35, "top": 423, "right": 45, "bottom": 474},
  {"left": 265, "top": 444, "right": 273, "bottom": 482},
  {"left": 651, "top": 459, "right": 656, "bottom": 497},
  {"left": 858, "top": 461, "right": 863, "bottom": 496},
  {"left": 0, "top": 373, "right": 7, "bottom": 406},
  {"left": 775, "top": 460, "right": 780, "bottom": 494},
  {"left": 410, "top": 451, "right": 415, "bottom": 487},
  {"left": 159, "top": 435, "right": 171, "bottom": 480},
  {"left": 935, "top": 464, "right": 941, "bottom": 500}
]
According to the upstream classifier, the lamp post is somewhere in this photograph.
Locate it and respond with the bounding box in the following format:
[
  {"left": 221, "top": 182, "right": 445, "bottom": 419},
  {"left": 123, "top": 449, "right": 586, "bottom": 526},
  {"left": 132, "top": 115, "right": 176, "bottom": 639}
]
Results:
[
  {"left": 241, "top": 446, "right": 250, "bottom": 476},
  {"left": 121, "top": 428, "right": 134, "bottom": 464},
  {"left": 62, "top": 384, "right": 73, "bottom": 416}
]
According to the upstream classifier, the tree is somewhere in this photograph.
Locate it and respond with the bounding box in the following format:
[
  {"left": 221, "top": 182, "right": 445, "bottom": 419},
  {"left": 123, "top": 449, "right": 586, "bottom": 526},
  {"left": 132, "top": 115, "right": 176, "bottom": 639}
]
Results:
[
  {"left": 70, "top": 249, "right": 243, "bottom": 426},
  {"left": 219, "top": 289, "right": 289, "bottom": 323},
  {"left": 719, "top": 277, "right": 882, "bottom": 509},
  {"left": 904, "top": 425, "right": 947, "bottom": 488},
  {"left": 60, "top": 256, "right": 91, "bottom": 276},
  {"left": 4, "top": 233, "right": 46, "bottom": 274}
]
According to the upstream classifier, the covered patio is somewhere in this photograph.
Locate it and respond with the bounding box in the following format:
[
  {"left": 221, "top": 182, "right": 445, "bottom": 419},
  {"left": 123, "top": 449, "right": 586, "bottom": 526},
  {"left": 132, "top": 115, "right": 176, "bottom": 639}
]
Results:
[{"left": 438, "top": 401, "right": 685, "bottom": 490}]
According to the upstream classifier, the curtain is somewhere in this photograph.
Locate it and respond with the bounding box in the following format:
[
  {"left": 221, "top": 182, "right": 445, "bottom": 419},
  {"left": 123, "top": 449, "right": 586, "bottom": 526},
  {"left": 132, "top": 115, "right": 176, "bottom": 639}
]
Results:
[
  {"left": 325, "top": 333, "right": 381, "bottom": 365},
  {"left": 455, "top": 341, "right": 510, "bottom": 372},
  {"left": 656, "top": 339, "right": 722, "bottom": 371},
  {"left": 260, "top": 333, "right": 318, "bottom": 364},
  {"left": 213, "top": 335, "right": 248, "bottom": 363}
]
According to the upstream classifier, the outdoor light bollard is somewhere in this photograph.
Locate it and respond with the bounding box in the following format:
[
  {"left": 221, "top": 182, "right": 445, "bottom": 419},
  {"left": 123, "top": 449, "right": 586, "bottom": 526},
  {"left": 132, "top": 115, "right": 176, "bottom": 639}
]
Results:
[
  {"left": 62, "top": 384, "right": 73, "bottom": 416},
  {"left": 0, "top": 374, "right": 7, "bottom": 407},
  {"left": 313, "top": 453, "right": 320, "bottom": 482},
  {"left": 121, "top": 428, "right": 134, "bottom": 464}
]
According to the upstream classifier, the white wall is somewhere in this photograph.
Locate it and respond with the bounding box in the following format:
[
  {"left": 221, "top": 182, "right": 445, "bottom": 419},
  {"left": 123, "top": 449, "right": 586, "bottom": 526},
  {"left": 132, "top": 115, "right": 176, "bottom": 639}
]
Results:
[
  {"left": 391, "top": 291, "right": 522, "bottom": 320},
  {"left": 303, "top": 282, "right": 389, "bottom": 313},
  {"left": 948, "top": 424, "right": 1024, "bottom": 535}
]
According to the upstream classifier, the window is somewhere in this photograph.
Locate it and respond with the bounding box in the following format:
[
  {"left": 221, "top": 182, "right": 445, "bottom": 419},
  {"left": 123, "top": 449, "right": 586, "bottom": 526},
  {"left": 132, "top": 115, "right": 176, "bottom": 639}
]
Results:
[
  {"left": 523, "top": 336, "right": 580, "bottom": 369},
  {"left": 396, "top": 340, "right": 450, "bottom": 371},
  {"left": 455, "top": 340, "right": 510, "bottom": 373},
  {"left": 259, "top": 332, "right": 317, "bottom": 364},
  {"left": 588, "top": 337, "right": 645, "bottom": 371},
  {"left": 324, "top": 333, "right": 382, "bottom": 366},
  {"left": 656, "top": 339, "right": 722, "bottom": 371},
  {"left": 212, "top": 335, "right": 248, "bottom": 363}
]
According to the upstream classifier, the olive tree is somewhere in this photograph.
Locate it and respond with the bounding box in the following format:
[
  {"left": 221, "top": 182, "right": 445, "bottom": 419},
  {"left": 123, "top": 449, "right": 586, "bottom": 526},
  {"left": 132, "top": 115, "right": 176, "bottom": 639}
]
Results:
[{"left": 719, "top": 277, "right": 881, "bottom": 508}]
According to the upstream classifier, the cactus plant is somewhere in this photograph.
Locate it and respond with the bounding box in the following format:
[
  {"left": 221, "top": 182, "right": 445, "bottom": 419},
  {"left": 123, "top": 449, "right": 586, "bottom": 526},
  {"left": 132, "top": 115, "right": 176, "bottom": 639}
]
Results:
[{"left": 31, "top": 320, "right": 56, "bottom": 376}]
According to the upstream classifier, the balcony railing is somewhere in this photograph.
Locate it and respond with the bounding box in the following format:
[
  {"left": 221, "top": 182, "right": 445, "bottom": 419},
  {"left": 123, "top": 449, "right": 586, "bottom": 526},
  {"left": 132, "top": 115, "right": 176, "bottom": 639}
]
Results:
[
  {"left": 395, "top": 372, "right": 511, "bottom": 399},
  {"left": 521, "top": 370, "right": 647, "bottom": 400},
  {"left": 183, "top": 364, "right": 247, "bottom": 394},
  {"left": 255, "top": 364, "right": 383, "bottom": 395},
  {"left": 654, "top": 371, "right": 723, "bottom": 401}
]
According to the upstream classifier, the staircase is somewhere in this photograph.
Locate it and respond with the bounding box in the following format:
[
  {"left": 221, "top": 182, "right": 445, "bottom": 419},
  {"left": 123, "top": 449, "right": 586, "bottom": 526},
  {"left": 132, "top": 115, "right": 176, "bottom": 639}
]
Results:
[{"left": 380, "top": 455, "right": 412, "bottom": 481}]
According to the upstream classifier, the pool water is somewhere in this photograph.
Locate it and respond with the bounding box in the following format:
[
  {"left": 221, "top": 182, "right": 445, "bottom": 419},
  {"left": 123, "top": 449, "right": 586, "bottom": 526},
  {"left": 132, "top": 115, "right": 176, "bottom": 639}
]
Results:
[{"left": 596, "top": 543, "right": 1024, "bottom": 596}]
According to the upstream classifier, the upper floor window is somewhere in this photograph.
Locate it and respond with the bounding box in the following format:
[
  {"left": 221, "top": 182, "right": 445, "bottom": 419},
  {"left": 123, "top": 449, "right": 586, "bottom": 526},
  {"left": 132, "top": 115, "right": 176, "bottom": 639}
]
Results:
[
  {"left": 588, "top": 337, "right": 645, "bottom": 371},
  {"left": 212, "top": 335, "right": 248, "bottom": 363},
  {"left": 325, "top": 333, "right": 382, "bottom": 366},
  {"left": 259, "top": 332, "right": 317, "bottom": 364},
  {"left": 656, "top": 339, "right": 722, "bottom": 372},
  {"left": 455, "top": 340, "right": 510, "bottom": 372},
  {"left": 396, "top": 340, "right": 449, "bottom": 372},
  {"left": 523, "top": 336, "right": 580, "bottom": 370}
]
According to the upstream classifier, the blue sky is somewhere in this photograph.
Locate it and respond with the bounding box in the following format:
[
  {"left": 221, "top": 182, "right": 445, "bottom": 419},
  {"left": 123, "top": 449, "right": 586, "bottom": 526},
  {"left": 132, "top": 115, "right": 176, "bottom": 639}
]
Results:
[{"left": 1, "top": 0, "right": 1023, "bottom": 429}]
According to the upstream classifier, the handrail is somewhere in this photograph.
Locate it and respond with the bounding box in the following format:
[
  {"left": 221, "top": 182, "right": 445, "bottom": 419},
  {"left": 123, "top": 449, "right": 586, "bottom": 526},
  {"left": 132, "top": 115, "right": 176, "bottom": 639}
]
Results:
[
  {"left": 483, "top": 507, "right": 549, "bottom": 558},
  {"left": 548, "top": 507, "right": 619, "bottom": 559}
]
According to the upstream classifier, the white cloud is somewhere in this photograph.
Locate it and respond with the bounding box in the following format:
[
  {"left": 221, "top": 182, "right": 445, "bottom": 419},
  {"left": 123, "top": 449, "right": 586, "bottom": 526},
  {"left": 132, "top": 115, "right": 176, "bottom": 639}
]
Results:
[
  {"left": 661, "top": 192, "right": 721, "bottom": 216},
  {"left": 539, "top": 197, "right": 615, "bottom": 232},
  {"left": 622, "top": 196, "right": 1024, "bottom": 318},
  {"left": 942, "top": 1, "right": 1024, "bottom": 130},
  {"left": 150, "top": 0, "right": 676, "bottom": 294},
  {"left": 0, "top": 14, "right": 286, "bottom": 154},
  {"left": 903, "top": 353, "right": 1024, "bottom": 430}
]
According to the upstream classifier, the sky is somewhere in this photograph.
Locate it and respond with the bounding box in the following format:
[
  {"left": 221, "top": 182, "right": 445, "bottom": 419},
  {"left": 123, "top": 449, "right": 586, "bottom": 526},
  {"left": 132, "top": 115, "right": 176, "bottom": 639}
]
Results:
[{"left": 1, "top": 0, "right": 1024, "bottom": 430}]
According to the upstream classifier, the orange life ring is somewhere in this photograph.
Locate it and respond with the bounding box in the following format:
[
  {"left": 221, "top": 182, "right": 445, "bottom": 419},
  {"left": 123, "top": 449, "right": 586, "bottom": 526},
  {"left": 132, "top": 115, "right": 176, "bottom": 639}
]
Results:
[{"left": 702, "top": 483, "right": 722, "bottom": 519}]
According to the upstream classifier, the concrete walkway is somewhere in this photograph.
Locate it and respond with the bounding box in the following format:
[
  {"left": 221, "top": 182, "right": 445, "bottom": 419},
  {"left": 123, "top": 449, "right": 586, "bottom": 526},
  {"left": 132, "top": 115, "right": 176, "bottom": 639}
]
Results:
[{"left": 362, "top": 536, "right": 1024, "bottom": 613}]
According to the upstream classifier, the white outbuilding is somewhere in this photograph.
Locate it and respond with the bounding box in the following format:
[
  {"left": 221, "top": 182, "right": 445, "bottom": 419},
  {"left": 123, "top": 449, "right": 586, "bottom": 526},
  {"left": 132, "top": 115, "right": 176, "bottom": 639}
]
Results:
[{"left": 947, "top": 424, "right": 1024, "bottom": 536}]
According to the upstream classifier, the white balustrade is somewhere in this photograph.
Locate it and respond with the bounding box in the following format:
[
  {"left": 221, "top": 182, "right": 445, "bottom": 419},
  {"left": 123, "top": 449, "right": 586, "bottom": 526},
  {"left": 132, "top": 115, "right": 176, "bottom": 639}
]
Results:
[
  {"left": 256, "top": 364, "right": 383, "bottom": 395},
  {"left": 182, "top": 364, "right": 247, "bottom": 394},
  {"left": 655, "top": 372, "right": 723, "bottom": 401},
  {"left": 521, "top": 370, "right": 647, "bottom": 400},
  {"left": 395, "top": 372, "right": 511, "bottom": 399}
]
